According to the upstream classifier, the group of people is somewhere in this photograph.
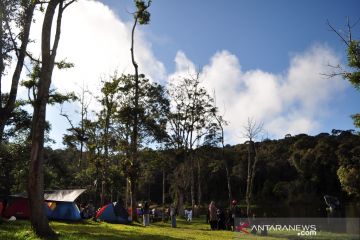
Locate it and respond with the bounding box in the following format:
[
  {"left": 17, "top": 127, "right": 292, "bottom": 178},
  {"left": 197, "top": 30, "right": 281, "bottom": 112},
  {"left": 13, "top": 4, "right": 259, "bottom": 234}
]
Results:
[
  {"left": 141, "top": 202, "right": 178, "bottom": 228},
  {"left": 208, "top": 200, "right": 247, "bottom": 231}
]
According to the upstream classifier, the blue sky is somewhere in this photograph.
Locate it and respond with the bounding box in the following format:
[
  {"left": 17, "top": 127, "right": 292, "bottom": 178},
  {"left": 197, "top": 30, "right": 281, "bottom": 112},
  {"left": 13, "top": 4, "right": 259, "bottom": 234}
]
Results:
[
  {"left": 102, "top": 0, "right": 358, "bottom": 71},
  {"left": 5, "top": 0, "right": 359, "bottom": 147}
]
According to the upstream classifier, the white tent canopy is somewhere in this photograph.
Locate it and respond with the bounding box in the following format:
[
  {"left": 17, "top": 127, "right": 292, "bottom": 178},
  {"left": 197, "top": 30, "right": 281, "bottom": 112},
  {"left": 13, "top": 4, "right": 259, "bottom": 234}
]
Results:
[{"left": 11, "top": 189, "right": 86, "bottom": 202}]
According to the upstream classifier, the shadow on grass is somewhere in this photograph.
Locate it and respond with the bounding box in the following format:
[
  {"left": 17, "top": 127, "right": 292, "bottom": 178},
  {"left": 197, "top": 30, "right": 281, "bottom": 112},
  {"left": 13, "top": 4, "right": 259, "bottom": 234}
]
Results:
[
  {"left": 0, "top": 220, "right": 183, "bottom": 240},
  {"left": 53, "top": 221, "right": 183, "bottom": 240},
  {"left": 57, "top": 230, "right": 181, "bottom": 240}
]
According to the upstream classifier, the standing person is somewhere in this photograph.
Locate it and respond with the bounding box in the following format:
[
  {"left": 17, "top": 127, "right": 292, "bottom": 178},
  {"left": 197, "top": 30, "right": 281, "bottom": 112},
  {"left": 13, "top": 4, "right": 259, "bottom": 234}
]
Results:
[
  {"left": 187, "top": 208, "right": 192, "bottom": 222},
  {"left": 170, "top": 204, "right": 177, "bottom": 228},
  {"left": 231, "top": 200, "right": 241, "bottom": 231},
  {"left": 143, "top": 201, "right": 150, "bottom": 226},
  {"left": 209, "top": 201, "right": 218, "bottom": 230}
]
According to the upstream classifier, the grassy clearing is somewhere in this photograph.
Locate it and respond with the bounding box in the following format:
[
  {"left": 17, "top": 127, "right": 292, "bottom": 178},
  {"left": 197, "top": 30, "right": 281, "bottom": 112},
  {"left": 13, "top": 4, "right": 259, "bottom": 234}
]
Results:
[{"left": 0, "top": 217, "right": 358, "bottom": 240}]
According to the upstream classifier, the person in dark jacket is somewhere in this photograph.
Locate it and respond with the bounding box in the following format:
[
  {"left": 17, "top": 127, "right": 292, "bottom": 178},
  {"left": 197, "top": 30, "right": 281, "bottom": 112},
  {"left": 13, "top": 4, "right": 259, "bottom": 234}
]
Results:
[
  {"left": 217, "top": 208, "right": 226, "bottom": 230},
  {"left": 143, "top": 201, "right": 150, "bottom": 226}
]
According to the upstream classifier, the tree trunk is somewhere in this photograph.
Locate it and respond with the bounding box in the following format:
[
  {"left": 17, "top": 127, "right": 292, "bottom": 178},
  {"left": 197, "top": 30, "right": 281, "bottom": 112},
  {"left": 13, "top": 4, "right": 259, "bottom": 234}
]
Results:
[
  {"left": 0, "top": 117, "right": 6, "bottom": 143},
  {"left": 101, "top": 166, "right": 105, "bottom": 206},
  {"left": 249, "top": 144, "right": 259, "bottom": 210},
  {"left": 130, "top": 11, "right": 140, "bottom": 224},
  {"left": 162, "top": 169, "right": 165, "bottom": 205},
  {"left": 189, "top": 153, "right": 195, "bottom": 215},
  {"left": 162, "top": 168, "right": 165, "bottom": 221},
  {"left": 177, "top": 190, "right": 184, "bottom": 217},
  {"left": 125, "top": 178, "right": 129, "bottom": 209},
  {"left": 246, "top": 142, "right": 252, "bottom": 216},
  {"left": 28, "top": 0, "right": 64, "bottom": 237},
  {"left": 224, "top": 160, "right": 232, "bottom": 209},
  {"left": 197, "top": 157, "right": 201, "bottom": 216},
  {"left": 130, "top": 176, "right": 137, "bottom": 221}
]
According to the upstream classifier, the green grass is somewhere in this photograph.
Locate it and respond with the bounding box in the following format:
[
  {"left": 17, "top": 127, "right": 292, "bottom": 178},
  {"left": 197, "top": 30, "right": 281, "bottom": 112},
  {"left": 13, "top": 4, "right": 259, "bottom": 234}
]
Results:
[{"left": 0, "top": 217, "right": 358, "bottom": 240}]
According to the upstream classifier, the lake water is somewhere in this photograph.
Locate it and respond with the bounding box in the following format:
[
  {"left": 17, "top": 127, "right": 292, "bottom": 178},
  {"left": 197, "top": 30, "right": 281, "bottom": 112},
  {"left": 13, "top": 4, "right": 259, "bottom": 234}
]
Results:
[{"left": 251, "top": 202, "right": 360, "bottom": 234}]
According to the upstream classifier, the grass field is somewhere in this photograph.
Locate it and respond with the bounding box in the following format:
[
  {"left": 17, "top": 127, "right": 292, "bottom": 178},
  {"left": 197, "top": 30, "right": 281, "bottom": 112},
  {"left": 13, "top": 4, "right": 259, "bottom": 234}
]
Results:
[{"left": 0, "top": 217, "right": 359, "bottom": 240}]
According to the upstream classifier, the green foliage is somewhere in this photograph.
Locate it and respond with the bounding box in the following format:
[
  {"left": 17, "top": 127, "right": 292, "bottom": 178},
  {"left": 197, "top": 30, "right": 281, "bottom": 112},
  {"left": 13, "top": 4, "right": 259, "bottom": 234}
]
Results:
[
  {"left": 0, "top": 0, "right": 19, "bottom": 73},
  {"left": 0, "top": 143, "right": 30, "bottom": 194},
  {"left": 134, "top": 0, "right": 151, "bottom": 25},
  {"left": 336, "top": 136, "right": 360, "bottom": 198},
  {"left": 272, "top": 181, "right": 291, "bottom": 200},
  {"left": 166, "top": 75, "right": 218, "bottom": 150},
  {"left": 337, "top": 166, "right": 360, "bottom": 198},
  {"left": 345, "top": 40, "right": 360, "bottom": 88},
  {"left": 3, "top": 103, "right": 32, "bottom": 142},
  {"left": 20, "top": 61, "right": 77, "bottom": 106},
  {"left": 344, "top": 39, "right": 360, "bottom": 127},
  {"left": 351, "top": 113, "right": 360, "bottom": 129},
  {"left": 55, "top": 59, "right": 75, "bottom": 69}
]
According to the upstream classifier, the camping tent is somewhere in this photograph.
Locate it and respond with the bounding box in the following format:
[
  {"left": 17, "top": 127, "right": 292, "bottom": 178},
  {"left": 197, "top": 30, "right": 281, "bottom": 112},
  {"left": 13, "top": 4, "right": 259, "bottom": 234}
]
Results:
[
  {"left": 2, "top": 197, "right": 30, "bottom": 219},
  {"left": 46, "top": 201, "right": 81, "bottom": 221},
  {"left": 96, "top": 202, "right": 130, "bottom": 224},
  {"left": 2, "top": 189, "right": 85, "bottom": 221}
]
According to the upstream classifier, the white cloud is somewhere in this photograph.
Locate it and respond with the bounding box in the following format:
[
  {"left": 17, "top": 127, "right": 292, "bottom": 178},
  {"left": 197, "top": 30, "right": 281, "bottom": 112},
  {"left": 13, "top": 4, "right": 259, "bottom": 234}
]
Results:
[
  {"left": 26, "top": 0, "right": 166, "bottom": 94},
  {"left": 168, "top": 46, "right": 345, "bottom": 144}
]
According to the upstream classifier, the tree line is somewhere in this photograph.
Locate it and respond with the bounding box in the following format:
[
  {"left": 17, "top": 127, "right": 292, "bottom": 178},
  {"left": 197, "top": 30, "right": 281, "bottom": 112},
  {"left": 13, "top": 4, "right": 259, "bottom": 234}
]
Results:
[{"left": 1, "top": 129, "right": 359, "bottom": 210}]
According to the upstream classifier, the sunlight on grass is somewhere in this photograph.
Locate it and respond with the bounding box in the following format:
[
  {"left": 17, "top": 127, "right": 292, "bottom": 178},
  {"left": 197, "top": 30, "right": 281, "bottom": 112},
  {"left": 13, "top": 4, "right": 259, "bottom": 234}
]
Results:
[{"left": 0, "top": 217, "right": 358, "bottom": 240}]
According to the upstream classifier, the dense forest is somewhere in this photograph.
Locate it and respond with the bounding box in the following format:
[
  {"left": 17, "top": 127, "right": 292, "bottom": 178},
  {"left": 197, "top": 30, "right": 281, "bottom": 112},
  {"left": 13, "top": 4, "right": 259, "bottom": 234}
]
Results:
[{"left": 1, "top": 128, "right": 359, "bottom": 211}]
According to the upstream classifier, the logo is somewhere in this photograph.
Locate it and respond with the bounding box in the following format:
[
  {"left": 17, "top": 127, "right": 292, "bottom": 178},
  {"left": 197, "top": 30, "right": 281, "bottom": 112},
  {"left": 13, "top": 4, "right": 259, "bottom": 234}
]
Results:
[
  {"left": 235, "top": 222, "right": 250, "bottom": 234},
  {"left": 234, "top": 218, "right": 319, "bottom": 237}
]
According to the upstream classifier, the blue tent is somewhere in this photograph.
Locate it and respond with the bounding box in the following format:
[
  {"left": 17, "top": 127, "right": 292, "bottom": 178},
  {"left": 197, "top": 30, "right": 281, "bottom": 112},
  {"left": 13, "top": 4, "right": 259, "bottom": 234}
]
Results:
[
  {"left": 96, "top": 202, "right": 130, "bottom": 224},
  {"left": 46, "top": 202, "right": 81, "bottom": 221}
]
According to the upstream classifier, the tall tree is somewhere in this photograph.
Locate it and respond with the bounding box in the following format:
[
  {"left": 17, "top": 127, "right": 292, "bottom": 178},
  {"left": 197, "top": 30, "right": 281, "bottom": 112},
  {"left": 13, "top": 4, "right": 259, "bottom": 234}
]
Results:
[
  {"left": 61, "top": 85, "right": 91, "bottom": 167},
  {"left": 243, "top": 117, "right": 263, "bottom": 216},
  {"left": 28, "top": 0, "right": 75, "bottom": 237},
  {"left": 0, "top": 0, "right": 37, "bottom": 142},
  {"left": 167, "top": 73, "right": 218, "bottom": 214},
  {"left": 327, "top": 18, "right": 360, "bottom": 128},
  {"left": 114, "top": 73, "right": 168, "bottom": 220},
  {"left": 98, "top": 75, "right": 120, "bottom": 206},
  {"left": 211, "top": 110, "right": 233, "bottom": 208},
  {"left": 128, "top": 0, "right": 151, "bottom": 221},
  {"left": 336, "top": 134, "right": 360, "bottom": 198}
]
